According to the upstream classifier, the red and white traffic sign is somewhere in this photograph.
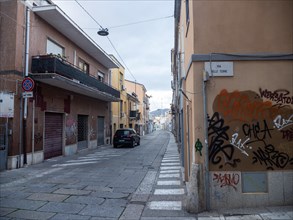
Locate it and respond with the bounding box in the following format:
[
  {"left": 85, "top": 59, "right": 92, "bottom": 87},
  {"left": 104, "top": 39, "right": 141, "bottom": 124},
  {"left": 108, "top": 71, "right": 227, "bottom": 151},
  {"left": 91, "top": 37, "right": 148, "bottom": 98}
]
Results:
[{"left": 22, "top": 77, "right": 35, "bottom": 92}]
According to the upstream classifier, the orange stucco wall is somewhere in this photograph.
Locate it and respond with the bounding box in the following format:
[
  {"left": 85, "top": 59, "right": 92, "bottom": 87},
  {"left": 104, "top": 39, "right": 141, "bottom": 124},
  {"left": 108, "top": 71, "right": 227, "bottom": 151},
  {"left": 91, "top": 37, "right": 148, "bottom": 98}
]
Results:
[{"left": 192, "top": 0, "right": 292, "bottom": 54}]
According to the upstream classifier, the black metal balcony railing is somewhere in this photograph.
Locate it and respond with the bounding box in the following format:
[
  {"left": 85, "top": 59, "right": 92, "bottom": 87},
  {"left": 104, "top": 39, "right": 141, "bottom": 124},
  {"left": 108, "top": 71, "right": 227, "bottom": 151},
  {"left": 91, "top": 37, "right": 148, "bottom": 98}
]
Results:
[{"left": 31, "top": 55, "right": 120, "bottom": 98}]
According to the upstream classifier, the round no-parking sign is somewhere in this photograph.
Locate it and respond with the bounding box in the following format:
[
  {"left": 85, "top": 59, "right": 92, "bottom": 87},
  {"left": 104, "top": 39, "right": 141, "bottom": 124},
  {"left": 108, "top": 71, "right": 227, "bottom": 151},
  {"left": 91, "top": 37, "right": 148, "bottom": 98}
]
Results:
[{"left": 22, "top": 77, "right": 35, "bottom": 91}]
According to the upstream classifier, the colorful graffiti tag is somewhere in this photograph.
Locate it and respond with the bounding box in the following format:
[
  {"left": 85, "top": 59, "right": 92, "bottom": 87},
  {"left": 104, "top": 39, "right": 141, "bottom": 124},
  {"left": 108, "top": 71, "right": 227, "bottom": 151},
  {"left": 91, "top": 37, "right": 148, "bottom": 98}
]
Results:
[{"left": 209, "top": 89, "right": 293, "bottom": 171}]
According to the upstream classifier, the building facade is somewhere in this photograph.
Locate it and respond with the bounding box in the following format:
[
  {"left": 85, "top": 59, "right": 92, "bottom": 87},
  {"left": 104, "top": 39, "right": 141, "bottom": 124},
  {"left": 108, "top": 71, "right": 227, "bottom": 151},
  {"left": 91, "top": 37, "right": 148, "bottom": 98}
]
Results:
[
  {"left": 0, "top": 0, "right": 119, "bottom": 170},
  {"left": 127, "top": 92, "right": 140, "bottom": 130},
  {"left": 125, "top": 79, "right": 151, "bottom": 136},
  {"left": 110, "top": 55, "right": 128, "bottom": 135},
  {"left": 172, "top": 0, "right": 293, "bottom": 212}
]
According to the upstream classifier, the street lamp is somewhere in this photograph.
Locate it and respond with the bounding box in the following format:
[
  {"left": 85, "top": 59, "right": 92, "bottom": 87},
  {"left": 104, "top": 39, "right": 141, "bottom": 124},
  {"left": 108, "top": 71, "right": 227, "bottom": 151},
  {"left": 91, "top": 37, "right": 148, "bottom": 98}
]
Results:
[{"left": 97, "top": 28, "right": 109, "bottom": 36}]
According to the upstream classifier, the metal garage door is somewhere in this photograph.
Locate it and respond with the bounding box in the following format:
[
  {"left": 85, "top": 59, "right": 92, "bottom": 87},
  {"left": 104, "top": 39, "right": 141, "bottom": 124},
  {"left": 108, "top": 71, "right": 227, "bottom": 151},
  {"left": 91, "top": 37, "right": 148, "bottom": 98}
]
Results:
[
  {"left": 0, "top": 123, "right": 8, "bottom": 171},
  {"left": 44, "top": 113, "right": 63, "bottom": 159}
]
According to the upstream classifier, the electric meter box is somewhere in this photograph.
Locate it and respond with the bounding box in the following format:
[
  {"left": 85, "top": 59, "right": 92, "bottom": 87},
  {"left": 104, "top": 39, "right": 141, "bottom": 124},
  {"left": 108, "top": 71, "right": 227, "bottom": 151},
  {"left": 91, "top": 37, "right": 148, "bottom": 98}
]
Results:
[{"left": 0, "top": 92, "right": 14, "bottom": 118}]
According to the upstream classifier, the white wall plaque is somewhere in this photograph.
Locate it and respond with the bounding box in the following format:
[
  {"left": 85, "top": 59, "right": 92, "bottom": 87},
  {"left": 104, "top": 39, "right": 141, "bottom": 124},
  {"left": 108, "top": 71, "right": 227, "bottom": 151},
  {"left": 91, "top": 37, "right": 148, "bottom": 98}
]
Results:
[{"left": 204, "top": 62, "right": 234, "bottom": 76}]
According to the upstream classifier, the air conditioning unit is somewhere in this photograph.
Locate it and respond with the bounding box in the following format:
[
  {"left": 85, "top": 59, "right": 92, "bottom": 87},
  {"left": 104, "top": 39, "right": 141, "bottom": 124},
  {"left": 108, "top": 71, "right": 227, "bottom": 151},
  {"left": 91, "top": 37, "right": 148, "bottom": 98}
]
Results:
[
  {"left": 121, "top": 85, "right": 126, "bottom": 91},
  {"left": 120, "top": 112, "right": 125, "bottom": 117}
]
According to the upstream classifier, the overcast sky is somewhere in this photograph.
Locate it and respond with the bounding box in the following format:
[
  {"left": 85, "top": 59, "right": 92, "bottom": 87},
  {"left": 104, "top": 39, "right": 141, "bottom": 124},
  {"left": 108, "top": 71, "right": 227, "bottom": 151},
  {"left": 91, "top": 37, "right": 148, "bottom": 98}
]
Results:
[{"left": 52, "top": 0, "right": 174, "bottom": 111}]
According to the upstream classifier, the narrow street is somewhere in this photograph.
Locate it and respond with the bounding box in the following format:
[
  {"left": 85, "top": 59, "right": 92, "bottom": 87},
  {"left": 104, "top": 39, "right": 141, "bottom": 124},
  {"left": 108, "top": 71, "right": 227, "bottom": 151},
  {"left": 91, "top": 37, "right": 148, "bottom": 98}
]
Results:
[
  {"left": 0, "top": 130, "right": 194, "bottom": 220},
  {"left": 1, "top": 131, "right": 292, "bottom": 220}
]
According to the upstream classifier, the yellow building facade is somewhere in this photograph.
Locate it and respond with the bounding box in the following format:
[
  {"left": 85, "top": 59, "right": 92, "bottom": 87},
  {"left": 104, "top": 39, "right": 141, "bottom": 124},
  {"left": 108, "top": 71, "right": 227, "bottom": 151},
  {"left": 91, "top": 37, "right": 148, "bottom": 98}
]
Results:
[{"left": 110, "top": 56, "right": 128, "bottom": 135}]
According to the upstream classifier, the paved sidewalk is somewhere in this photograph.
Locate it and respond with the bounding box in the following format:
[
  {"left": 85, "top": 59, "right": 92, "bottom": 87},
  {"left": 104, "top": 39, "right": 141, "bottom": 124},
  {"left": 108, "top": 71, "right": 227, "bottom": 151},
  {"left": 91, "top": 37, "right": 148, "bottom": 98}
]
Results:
[
  {"left": 141, "top": 134, "right": 293, "bottom": 220},
  {"left": 141, "top": 134, "right": 194, "bottom": 219},
  {"left": 198, "top": 205, "right": 293, "bottom": 220}
]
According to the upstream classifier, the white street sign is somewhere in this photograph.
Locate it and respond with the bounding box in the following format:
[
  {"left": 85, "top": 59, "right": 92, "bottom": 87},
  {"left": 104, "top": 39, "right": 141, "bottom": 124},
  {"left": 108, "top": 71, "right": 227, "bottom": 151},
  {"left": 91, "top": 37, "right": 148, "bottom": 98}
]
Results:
[
  {"left": 204, "top": 62, "right": 234, "bottom": 76},
  {"left": 23, "top": 92, "right": 33, "bottom": 98}
]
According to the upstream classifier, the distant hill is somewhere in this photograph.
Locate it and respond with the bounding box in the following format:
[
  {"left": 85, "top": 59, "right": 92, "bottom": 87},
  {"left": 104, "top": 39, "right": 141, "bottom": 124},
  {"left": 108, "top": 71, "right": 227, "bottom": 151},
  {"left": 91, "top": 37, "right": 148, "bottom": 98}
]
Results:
[{"left": 150, "top": 108, "right": 170, "bottom": 117}]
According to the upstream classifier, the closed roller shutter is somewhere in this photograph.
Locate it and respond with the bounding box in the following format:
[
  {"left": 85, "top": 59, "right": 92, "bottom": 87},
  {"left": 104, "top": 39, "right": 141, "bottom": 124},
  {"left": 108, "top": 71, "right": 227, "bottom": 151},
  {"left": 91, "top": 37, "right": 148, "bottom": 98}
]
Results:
[{"left": 44, "top": 113, "right": 63, "bottom": 159}]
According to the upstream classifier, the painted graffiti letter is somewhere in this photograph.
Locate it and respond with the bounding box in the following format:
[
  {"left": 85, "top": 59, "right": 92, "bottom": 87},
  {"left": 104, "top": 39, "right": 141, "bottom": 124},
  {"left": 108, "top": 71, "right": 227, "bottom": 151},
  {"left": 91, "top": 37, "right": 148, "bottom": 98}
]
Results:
[
  {"left": 273, "top": 114, "right": 293, "bottom": 130},
  {"left": 208, "top": 112, "right": 240, "bottom": 169},
  {"left": 230, "top": 133, "right": 251, "bottom": 156},
  {"left": 213, "top": 173, "right": 240, "bottom": 190},
  {"left": 252, "top": 144, "right": 293, "bottom": 170}
]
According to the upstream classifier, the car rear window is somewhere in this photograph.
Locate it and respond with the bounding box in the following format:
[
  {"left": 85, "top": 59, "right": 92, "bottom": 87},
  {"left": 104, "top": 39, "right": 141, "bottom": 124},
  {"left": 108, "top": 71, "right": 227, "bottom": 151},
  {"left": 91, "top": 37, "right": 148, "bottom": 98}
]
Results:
[{"left": 115, "top": 130, "right": 130, "bottom": 136}]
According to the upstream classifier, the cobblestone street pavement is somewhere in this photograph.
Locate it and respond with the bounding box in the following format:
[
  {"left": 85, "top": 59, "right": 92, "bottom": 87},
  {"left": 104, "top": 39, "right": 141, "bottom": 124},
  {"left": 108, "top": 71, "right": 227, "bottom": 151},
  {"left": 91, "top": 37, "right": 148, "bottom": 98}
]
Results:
[{"left": 0, "top": 131, "right": 292, "bottom": 220}]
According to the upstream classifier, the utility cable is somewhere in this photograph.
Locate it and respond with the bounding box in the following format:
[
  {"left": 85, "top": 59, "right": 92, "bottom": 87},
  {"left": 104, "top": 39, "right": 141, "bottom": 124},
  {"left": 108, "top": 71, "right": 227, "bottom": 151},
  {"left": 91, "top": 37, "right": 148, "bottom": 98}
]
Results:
[
  {"left": 106, "top": 36, "right": 136, "bottom": 81},
  {"left": 74, "top": 0, "right": 137, "bottom": 81},
  {"left": 108, "top": 15, "right": 173, "bottom": 29},
  {"left": 74, "top": 0, "right": 104, "bottom": 29}
]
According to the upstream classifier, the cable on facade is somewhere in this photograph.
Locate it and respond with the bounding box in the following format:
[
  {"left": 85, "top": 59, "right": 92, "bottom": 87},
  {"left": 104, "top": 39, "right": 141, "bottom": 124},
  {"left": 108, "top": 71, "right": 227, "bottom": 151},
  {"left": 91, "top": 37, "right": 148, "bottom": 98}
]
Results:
[{"left": 0, "top": 11, "right": 24, "bottom": 27}]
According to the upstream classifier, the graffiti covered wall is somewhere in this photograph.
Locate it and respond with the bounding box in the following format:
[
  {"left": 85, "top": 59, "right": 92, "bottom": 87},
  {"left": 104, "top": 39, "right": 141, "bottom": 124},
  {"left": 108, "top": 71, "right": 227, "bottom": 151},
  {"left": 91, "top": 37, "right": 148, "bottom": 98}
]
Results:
[
  {"left": 209, "top": 89, "right": 293, "bottom": 171},
  {"left": 65, "top": 117, "right": 77, "bottom": 145}
]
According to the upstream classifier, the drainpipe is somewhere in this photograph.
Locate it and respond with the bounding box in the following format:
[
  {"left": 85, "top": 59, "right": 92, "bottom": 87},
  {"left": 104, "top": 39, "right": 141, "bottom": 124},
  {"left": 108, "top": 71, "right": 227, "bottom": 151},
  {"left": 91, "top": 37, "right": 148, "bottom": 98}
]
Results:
[
  {"left": 31, "top": 99, "right": 35, "bottom": 164},
  {"left": 24, "top": 5, "right": 30, "bottom": 115},
  {"left": 109, "top": 70, "right": 112, "bottom": 144},
  {"left": 23, "top": 5, "right": 30, "bottom": 165},
  {"left": 19, "top": 97, "right": 23, "bottom": 168},
  {"left": 187, "top": 104, "right": 190, "bottom": 177},
  {"left": 203, "top": 70, "right": 210, "bottom": 210},
  {"left": 179, "top": 88, "right": 191, "bottom": 177}
]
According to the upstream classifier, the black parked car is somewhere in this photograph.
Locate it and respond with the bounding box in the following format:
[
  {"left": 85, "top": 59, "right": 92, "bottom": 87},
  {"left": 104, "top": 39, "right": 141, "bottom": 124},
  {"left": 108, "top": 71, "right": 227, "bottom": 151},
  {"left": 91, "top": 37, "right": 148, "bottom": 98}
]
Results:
[{"left": 113, "top": 128, "right": 140, "bottom": 148}]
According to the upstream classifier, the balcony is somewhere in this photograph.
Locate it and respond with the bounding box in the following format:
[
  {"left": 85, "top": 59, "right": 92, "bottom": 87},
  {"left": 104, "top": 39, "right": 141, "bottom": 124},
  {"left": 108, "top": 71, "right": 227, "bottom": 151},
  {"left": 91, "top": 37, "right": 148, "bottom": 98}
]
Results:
[{"left": 31, "top": 55, "right": 120, "bottom": 102}]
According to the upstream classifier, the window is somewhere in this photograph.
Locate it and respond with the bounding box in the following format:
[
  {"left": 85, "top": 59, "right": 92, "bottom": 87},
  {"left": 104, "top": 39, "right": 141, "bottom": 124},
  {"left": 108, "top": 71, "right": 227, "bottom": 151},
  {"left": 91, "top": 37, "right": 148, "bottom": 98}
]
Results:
[
  {"left": 185, "top": 0, "right": 190, "bottom": 36},
  {"left": 97, "top": 71, "right": 105, "bottom": 82},
  {"left": 120, "top": 73, "right": 123, "bottom": 90},
  {"left": 120, "top": 100, "right": 123, "bottom": 116},
  {"left": 79, "top": 58, "right": 89, "bottom": 74},
  {"left": 46, "top": 39, "right": 64, "bottom": 57},
  {"left": 185, "top": 0, "right": 190, "bottom": 24}
]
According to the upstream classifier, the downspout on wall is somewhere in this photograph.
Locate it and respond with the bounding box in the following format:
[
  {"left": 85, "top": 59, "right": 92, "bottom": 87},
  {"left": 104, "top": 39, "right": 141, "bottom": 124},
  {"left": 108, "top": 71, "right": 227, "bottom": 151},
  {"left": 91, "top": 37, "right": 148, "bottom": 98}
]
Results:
[
  {"left": 203, "top": 70, "right": 210, "bottom": 211},
  {"left": 22, "top": 5, "right": 30, "bottom": 166}
]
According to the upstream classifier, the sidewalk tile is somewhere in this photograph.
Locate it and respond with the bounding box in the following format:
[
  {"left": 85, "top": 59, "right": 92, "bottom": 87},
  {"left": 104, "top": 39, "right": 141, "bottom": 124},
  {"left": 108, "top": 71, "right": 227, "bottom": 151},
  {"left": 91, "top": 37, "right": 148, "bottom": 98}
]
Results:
[
  {"left": 120, "top": 204, "right": 144, "bottom": 220},
  {"left": 260, "top": 212, "right": 292, "bottom": 220},
  {"left": 7, "top": 210, "right": 55, "bottom": 220},
  {"left": 38, "top": 202, "right": 85, "bottom": 214}
]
